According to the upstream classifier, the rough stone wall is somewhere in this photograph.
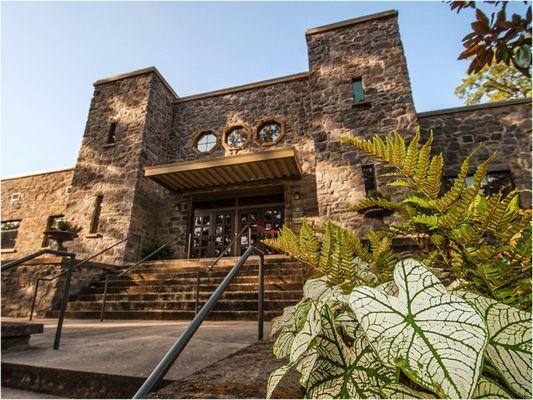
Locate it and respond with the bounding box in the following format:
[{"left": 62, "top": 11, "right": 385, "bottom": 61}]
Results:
[
  {"left": 63, "top": 71, "right": 175, "bottom": 264},
  {"left": 1, "top": 169, "right": 73, "bottom": 259},
  {"left": 419, "top": 99, "right": 532, "bottom": 207},
  {"left": 306, "top": 11, "right": 419, "bottom": 232},
  {"left": 1, "top": 258, "right": 111, "bottom": 318},
  {"left": 164, "top": 75, "right": 317, "bottom": 257}
]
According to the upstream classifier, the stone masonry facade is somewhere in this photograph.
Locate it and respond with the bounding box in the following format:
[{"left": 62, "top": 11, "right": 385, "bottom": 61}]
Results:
[{"left": 2, "top": 10, "right": 532, "bottom": 267}]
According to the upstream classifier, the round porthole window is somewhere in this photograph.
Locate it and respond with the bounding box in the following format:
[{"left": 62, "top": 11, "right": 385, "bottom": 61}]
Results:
[
  {"left": 194, "top": 131, "right": 218, "bottom": 153},
  {"left": 223, "top": 124, "right": 250, "bottom": 150},
  {"left": 255, "top": 119, "right": 285, "bottom": 146}
]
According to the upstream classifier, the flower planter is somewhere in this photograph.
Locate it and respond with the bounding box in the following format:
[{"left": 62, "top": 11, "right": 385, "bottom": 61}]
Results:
[
  {"left": 357, "top": 206, "right": 394, "bottom": 219},
  {"left": 43, "top": 230, "right": 78, "bottom": 251}
]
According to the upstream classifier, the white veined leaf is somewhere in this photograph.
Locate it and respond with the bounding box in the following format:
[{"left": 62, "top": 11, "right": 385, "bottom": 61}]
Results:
[
  {"left": 290, "top": 302, "right": 321, "bottom": 362},
  {"left": 273, "top": 301, "right": 311, "bottom": 359},
  {"left": 349, "top": 258, "right": 488, "bottom": 399},
  {"left": 271, "top": 303, "right": 298, "bottom": 335},
  {"left": 380, "top": 383, "right": 436, "bottom": 399},
  {"left": 266, "top": 364, "right": 292, "bottom": 399},
  {"left": 335, "top": 311, "right": 359, "bottom": 340},
  {"left": 471, "top": 376, "right": 513, "bottom": 399},
  {"left": 376, "top": 280, "right": 399, "bottom": 296},
  {"left": 305, "top": 305, "right": 395, "bottom": 399},
  {"left": 296, "top": 348, "right": 318, "bottom": 386},
  {"left": 457, "top": 291, "right": 532, "bottom": 398},
  {"left": 303, "top": 277, "right": 345, "bottom": 303}
]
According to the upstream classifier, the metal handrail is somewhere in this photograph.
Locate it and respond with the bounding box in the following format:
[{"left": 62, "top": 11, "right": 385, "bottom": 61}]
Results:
[
  {"left": 99, "top": 234, "right": 180, "bottom": 321},
  {"left": 194, "top": 225, "right": 250, "bottom": 314},
  {"left": 1, "top": 249, "right": 76, "bottom": 349},
  {"left": 133, "top": 245, "right": 265, "bottom": 399},
  {"left": 28, "top": 234, "right": 142, "bottom": 321}
]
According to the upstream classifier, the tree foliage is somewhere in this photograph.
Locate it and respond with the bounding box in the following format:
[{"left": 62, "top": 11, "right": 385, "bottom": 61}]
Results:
[
  {"left": 455, "top": 62, "right": 532, "bottom": 105},
  {"left": 448, "top": 1, "right": 532, "bottom": 76}
]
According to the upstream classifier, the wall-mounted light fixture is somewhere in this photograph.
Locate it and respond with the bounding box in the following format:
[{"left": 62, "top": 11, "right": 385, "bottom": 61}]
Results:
[{"left": 294, "top": 191, "right": 301, "bottom": 200}]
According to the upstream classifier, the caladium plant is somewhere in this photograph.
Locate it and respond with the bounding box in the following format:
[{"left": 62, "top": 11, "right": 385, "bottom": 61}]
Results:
[{"left": 267, "top": 259, "right": 532, "bottom": 399}]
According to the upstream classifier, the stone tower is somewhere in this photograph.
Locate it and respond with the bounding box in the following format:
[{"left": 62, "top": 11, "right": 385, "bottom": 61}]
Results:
[
  {"left": 64, "top": 68, "right": 176, "bottom": 264},
  {"left": 306, "top": 10, "right": 419, "bottom": 230}
]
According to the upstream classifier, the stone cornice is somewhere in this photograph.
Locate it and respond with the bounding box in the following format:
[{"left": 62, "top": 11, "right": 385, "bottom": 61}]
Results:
[
  {"left": 1, "top": 167, "right": 74, "bottom": 182},
  {"left": 417, "top": 98, "right": 532, "bottom": 118},
  {"left": 305, "top": 10, "right": 398, "bottom": 36},
  {"left": 174, "top": 72, "right": 310, "bottom": 103},
  {"left": 93, "top": 66, "right": 179, "bottom": 99}
]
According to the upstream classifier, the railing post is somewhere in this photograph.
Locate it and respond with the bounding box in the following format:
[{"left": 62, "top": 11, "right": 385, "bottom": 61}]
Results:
[
  {"left": 29, "top": 279, "right": 41, "bottom": 321},
  {"left": 53, "top": 255, "right": 75, "bottom": 350},
  {"left": 100, "top": 274, "right": 110, "bottom": 322},
  {"left": 258, "top": 253, "right": 264, "bottom": 341},
  {"left": 135, "top": 235, "right": 142, "bottom": 262},
  {"left": 248, "top": 227, "right": 252, "bottom": 249},
  {"left": 187, "top": 233, "right": 192, "bottom": 259}
]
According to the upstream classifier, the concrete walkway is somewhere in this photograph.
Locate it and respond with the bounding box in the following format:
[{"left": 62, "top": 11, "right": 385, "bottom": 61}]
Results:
[{"left": 2, "top": 317, "right": 269, "bottom": 381}]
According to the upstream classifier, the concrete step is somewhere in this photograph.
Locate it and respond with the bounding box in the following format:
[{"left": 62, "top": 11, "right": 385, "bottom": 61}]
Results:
[
  {"left": 67, "top": 299, "right": 296, "bottom": 312},
  {"left": 80, "top": 282, "right": 303, "bottom": 295},
  {"left": 93, "top": 275, "right": 303, "bottom": 288},
  {"left": 73, "top": 290, "right": 303, "bottom": 302},
  {"left": 47, "top": 310, "right": 282, "bottom": 321}
]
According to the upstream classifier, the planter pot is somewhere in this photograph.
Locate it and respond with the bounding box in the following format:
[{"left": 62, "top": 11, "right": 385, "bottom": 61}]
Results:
[
  {"left": 357, "top": 206, "right": 395, "bottom": 219},
  {"left": 43, "top": 230, "right": 78, "bottom": 251}
]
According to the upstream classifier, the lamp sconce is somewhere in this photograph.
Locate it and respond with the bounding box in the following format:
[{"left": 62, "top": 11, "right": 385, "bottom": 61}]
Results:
[{"left": 294, "top": 191, "right": 301, "bottom": 200}]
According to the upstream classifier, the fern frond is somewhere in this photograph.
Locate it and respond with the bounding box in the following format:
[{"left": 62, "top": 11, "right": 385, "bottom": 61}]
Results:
[
  {"left": 298, "top": 218, "right": 320, "bottom": 267},
  {"left": 413, "top": 132, "right": 433, "bottom": 185},
  {"left": 423, "top": 153, "right": 444, "bottom": 198},
  {"left": 402, "top": 129, "right": 420, "bottom": 177}
]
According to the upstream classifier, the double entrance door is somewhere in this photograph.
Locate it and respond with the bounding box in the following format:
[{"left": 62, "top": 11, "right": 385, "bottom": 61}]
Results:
[{"left": 190, "top": 194, "right": 284, "bottom": 258}]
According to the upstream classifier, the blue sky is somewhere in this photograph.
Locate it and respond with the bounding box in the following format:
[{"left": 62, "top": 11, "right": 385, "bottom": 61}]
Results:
[{"left": 1, "top": 1, "right": 526, "bottom": 177}]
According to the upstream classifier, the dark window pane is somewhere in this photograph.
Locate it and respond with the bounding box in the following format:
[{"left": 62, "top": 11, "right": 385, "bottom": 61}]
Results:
[
  {"left": 362, "top": 165, "right": 377, "bottom": 194},
  {"left": 107, "top": 122, "right": 117, "bottom": 144},
  {"left": 443, "top": 171, "right": 513, "bottom": 196},
  {"left": 352, "top": 79, "right": 365, "bottom": 102},
  {"left": 1, "top": 220, "right": 21, "bottom": 249},
  {"left": 90, "top": 195, "right": 103, "bottom": 234}
]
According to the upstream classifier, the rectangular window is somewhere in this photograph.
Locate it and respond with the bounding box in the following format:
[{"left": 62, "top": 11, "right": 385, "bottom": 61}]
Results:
[
  {"left": 89, "top": 195, "right": 103, "bottom": 234},
  {"left": 352, "top": 78, "right": 365, "bottom": 102},
  {"left": 362, "top": 165, "right": 377, "bottom": 194},
  {"left": 107, "top": 122, "right": 117, "bottom": 144},
  {"left": 443, "top": 171, "right": 514, "bottom": 196},
  {"left": 10, "top": 192, "right": 20, "bottom": 202},
  {"left": 1, "top": 220, "right": 21, "bottom": 249},
  {"left": 42, "top": 215, "right": 64, "bottom": 247}
]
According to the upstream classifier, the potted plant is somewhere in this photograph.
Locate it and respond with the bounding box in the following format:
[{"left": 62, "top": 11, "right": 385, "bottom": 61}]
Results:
[
  {"left": 356, "top": 189, "right": 395, "bottom": 218},
  {"left": 44, "top": 220, "right": 82, "bottom": 250}
]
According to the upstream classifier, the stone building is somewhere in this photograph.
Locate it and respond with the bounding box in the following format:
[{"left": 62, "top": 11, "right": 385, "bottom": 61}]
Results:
[{"left": 2, "top": 10, "right": 532, "bottom": 266}]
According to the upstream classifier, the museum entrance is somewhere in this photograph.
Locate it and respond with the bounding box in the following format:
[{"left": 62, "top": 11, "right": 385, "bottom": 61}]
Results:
[{"left": 189, "top": 189, "right": 284, "bottom": 258}]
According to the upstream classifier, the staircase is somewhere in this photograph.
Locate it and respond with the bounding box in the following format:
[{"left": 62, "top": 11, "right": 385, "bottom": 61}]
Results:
[{"left": 47, "top": 256, "right": 305, "bottom": 321}]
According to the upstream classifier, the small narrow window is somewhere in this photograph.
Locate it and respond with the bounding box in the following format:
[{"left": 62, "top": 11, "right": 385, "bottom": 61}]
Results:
[
  {"left": 89, "top": 195, "right": 103, "bottom": 234},
  {"left": 107, "top": 122, "right": 117, "bottom": 144},
  {"left": 42, "top": 215, "right": 64, "bottom": 247},
  {"left": 1, "top": 220, "right": 21, "bottom": 249},
  {"left": 65, "top": 185, "right": 72, "bottom": 195},
  {"left": 461, "top": 134, "right": 474, "bottom": 144},
  {"left": 10, "top": 192, "right": 20, "bottom": 202},
  {"left": 362, "top": 165, "right": 377, "bottom": 194},
  {"left": 352, "top": 78, "right": 365, "bottom": 102}
]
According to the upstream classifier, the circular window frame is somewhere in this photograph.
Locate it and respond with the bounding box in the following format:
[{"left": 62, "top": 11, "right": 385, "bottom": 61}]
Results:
[
  {"left": 192, "top": 129, "right": 219, "bottom": 155},
  {"left": 222, "top": 123, "right": 251, "bottom": 151},
  {"left": 254, "top": 118, "right": 286, "bottom": 147}
]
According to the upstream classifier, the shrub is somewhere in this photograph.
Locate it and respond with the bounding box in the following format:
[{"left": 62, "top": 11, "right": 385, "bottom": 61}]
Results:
[
  {"left": 48, "top": 220, "right": 82, "bottom": 234},
  {"left": 264, "top": 130, "right": 532, "bottom": 399},
  {"left": 140, "top": 243, "right": 174, "bottom": 260}
]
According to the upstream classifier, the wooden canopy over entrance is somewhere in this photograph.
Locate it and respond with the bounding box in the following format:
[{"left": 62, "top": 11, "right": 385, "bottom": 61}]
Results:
[{"left": 145, "top": 148, "right": 302, "bottom": 191}]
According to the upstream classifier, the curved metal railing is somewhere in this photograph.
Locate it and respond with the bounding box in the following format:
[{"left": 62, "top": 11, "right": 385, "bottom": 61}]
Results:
[
  {"left": 28, "top": 234, "right": 142, "bottom": 320},
  {"left": 99, "top": 234, "right": 181, "bottom": 321},
  {"left": 133, "top": 245, "right": 265, "bottom": 399},
  {"left": 194, "top": 225, "right": 250, "bottom": 314}
]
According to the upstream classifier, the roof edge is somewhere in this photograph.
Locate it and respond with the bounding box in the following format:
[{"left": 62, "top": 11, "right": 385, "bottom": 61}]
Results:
[
  {"left": 1, "top": 167, "right": 75, "bottom": 182},
  {"left": 305, "top": 10, "right": 398, "bottom": 36},
  {"left": 93, "top": 66, "right": 178, "bottom": 99},
  {"left": 417, "top": 98, "right": 532, "bottom": 118},
  {"left": 175, "top": 72, "right": 310, "bottom": 103}
]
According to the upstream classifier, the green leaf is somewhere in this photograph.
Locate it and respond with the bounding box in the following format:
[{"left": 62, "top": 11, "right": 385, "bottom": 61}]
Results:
[
  {"left": 267, "top": 364, "right": 292, "bottom": 399},
  {"left": 349, "top": 258, "right": 488, "bottom": 399},
  {"left": 305, "top": 306, "right": 395, "bottom": 399},
  {"left": 457, "top": 291, "right": 532, "bottom": 398}
]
